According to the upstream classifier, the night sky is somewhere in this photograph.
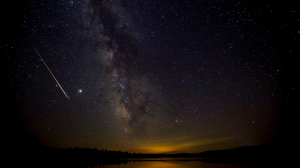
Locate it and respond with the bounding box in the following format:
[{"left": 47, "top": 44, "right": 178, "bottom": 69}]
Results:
[{"left": 3, "top": 0, "right": 298, "bottom": 154}]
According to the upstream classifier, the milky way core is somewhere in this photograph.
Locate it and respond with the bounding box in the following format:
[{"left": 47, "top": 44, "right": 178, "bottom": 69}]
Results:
[{"left": 80, "top": 0, "right": 160, "bottom": 136}]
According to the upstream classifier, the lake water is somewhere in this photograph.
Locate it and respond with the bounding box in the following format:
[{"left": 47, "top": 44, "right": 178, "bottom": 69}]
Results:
[
  {"left": 100, "top": 161, "right": 247, "bottom": 168},
  {"left": 55, "top": 159, "right": 249, "bottom": 168}
]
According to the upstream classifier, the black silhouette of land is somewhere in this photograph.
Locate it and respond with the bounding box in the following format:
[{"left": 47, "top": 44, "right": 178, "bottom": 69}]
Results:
[{"left": 13, "top": 132, "right": 291, "bottom": 167}]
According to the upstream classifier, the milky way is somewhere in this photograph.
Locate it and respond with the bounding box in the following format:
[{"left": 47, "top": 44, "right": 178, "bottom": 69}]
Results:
[{"left": 79, "top": 0, "right": 159, "bottom": 135}]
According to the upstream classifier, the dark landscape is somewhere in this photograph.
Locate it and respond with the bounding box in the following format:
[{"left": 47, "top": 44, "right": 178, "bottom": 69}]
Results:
[{"left": 14, "top": 132, "right": 291, "bottom": 167}]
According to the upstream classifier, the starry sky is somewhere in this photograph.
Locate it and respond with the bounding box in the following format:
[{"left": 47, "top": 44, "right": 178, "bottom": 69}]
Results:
[{"left": 3, "top": 0, "right": 298, "bottom": 154}]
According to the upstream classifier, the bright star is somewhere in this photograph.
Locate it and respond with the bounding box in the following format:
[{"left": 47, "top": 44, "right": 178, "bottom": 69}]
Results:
[{"left": 79, "top": 89, "right": 82, "bottom": 93}]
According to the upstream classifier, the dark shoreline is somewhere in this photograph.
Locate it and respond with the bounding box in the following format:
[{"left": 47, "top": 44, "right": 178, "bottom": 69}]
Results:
[{"left": 13, "top": 134, "right": 290, "bottom": 167}]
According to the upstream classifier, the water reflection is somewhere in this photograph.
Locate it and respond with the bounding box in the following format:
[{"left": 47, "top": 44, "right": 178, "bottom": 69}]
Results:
[{"left": 91, "top": 161, "right": 246, "bottom": 168}]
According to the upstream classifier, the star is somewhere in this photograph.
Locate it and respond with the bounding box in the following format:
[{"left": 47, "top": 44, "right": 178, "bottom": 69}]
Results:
[{"left": 79, "top": 89, "right": 82, "bottom": 93}]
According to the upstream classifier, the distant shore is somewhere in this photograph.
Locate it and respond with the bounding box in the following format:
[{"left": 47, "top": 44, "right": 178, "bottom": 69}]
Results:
[{"left": 14, "top": 133, "right": 290, "bottom": 167}]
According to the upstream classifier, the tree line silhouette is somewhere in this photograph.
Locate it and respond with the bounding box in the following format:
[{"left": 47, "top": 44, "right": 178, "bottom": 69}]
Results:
[
  {"left": 14, "top": 132, "right": 291, "bottom": 167},
  {"left": 14, "top": 132, "right": 170, "bottom": 166}
]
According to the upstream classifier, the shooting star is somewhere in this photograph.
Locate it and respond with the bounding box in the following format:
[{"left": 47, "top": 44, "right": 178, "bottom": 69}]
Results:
[{"left": 30, "top": 42, "right": 69, "bottom": 99}]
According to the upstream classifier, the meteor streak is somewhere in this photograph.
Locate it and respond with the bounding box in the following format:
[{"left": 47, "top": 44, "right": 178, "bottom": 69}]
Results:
[{"left": 30, "top": 42, "right": 69, "bottom": 99}]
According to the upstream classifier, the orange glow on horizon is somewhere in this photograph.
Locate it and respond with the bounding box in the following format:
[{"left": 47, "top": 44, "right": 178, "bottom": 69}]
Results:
[
  {"left": 135, "top": 141, "right": 199, "bottom": 154},
  {"left": 133, "top": 136, "right": 237, "bottom": 154},
  {"left": 137, "top": 145, "right": 177, "bottom": 154}
]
